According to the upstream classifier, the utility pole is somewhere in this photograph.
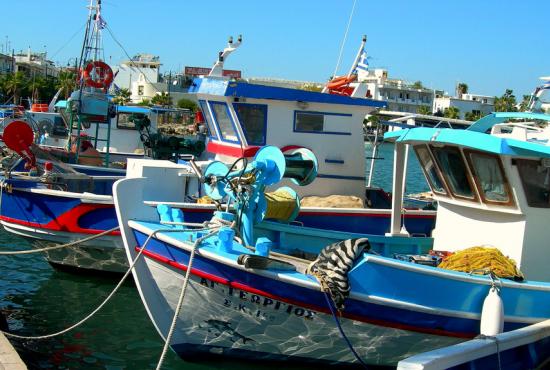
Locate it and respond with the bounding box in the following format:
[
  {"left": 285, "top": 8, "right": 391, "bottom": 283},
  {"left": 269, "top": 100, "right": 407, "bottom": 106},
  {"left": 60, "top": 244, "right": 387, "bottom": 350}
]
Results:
[{"left": 167, "top": 71, "right": 172, "bottom": 106}]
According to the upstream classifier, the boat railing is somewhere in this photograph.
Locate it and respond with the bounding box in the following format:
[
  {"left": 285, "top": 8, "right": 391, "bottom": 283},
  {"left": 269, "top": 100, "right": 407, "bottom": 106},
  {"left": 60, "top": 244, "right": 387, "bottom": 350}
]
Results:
[{"left": 397, "top": 319, "right": 550, "bottom": 370}]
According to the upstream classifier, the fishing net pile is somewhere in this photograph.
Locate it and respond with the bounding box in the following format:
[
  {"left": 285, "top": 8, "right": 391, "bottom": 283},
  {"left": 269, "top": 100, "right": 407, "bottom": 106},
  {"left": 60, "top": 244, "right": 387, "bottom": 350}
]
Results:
[
  {"left": 437, "top": 246, "right": 524, "bottom": 281},
  {"left": 300, "top": 195, "right": 364, "bottom": 208}
]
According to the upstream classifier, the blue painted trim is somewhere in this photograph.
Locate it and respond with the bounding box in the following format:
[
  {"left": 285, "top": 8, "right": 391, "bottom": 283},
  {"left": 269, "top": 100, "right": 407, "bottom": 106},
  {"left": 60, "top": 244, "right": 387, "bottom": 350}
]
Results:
[
  {"left": 116, "top": 106, "right": 149, "bottom": 114},
  {"left": 317, "top": 173, "right": 365, "bottom": 181},
  {"left": 384, "top": 126, "right": 550, "bottom": 159},
  {"left": 209, "top": 101, "right": 241, "bottom": 144},
  {"left": 198, "top": 100, "right": 219, "bottom": 139},
  {"left": 232, "top": 102, "right": 268, "bottom": 146},
  {"left": 293, "top": 110, "right": 353, "bottom": 135},
  {"left": 191, "top": 77, "right": 387, "bottom": 108},
  {"left": 325, "top": 159, "right": 345, "bottom": 164},
  {"left": 468, "top": 112, "right": 550, "bottom": 133}
]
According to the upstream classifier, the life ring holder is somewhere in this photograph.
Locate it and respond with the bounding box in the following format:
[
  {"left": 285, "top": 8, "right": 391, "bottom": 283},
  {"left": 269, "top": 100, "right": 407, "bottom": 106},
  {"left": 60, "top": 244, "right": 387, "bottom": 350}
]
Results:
[
  {"left": 326, "top": 74, "right": 357, "bottom": 90},
  {"left": 82, "top": 61, "right": 114, "bottom": 89}
]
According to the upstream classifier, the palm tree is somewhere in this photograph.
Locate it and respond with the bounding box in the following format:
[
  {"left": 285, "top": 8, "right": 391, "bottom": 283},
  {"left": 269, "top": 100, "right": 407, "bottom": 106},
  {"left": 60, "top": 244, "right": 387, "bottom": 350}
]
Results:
[
  {"left": 151, "top": 92, "right": 172, "bottom": 107},
  {"left": 417, "top": 105, "right": 432, "bottom": 115},
  {"left": 443, "top": 106, "right": 460, "bottom": 119},
  {"left": 456, "top": 83, "right": 468, "bottom": 99},
  {"left": 56, "top": 70, "right": 77, "bottom": 99},
  {"left": 5, "top": 72, "right": 27, "bottom": 105},
  {"left": 30, "top": 75, "right": 48, "bottom": 102},
  {"left": 112, "top": 88, "right": 131, "bottom": 106},
  {"left": 494, "top": 89, "right": 517, "bottom": 112}
]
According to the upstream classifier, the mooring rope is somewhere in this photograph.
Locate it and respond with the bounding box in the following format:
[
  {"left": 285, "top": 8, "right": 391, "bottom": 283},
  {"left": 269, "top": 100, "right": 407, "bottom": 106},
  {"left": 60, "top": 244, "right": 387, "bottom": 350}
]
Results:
[
  {"left": 155, "top": 229, "right": 220, "bottom": 370},
  {"left": 0, "top": 226, "right": 120, "bottom": 255},
  {"left": 1, "top": 227, "right": 184, "bottom": 340}
]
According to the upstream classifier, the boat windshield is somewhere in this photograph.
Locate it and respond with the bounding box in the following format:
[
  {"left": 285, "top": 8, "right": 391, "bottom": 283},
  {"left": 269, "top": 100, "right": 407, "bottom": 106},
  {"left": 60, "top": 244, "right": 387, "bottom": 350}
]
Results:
[
  {"left": 432, "top": 146, "right": 477, "bottom": 200},
  {"left": 414, "top": 145, "right": 447, "bottom": 195},
  {"left": 465, "top": 150, "right": 511, "bottom": 204},
  {"left": 516, "top": 158, "right": 550, "bottom": 208}
]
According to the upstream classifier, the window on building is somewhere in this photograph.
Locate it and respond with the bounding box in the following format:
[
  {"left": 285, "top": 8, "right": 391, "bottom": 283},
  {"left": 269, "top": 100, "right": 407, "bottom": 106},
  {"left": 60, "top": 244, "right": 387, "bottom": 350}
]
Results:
[
  {"left": 233, "top": 103, "right": 267, "bottom": 145},
  {"left": 210, "top": 102, "right": 239, "bottom": 142},
  {"left": 138, "top": 86, "right": 144, "bottom": 96}
]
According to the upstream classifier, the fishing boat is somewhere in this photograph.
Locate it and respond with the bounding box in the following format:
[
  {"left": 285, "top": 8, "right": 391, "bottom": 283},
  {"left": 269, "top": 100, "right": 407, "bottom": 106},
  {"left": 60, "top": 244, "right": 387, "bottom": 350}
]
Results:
[
  {"left": 0, "top": 34, "right": 436, "bottom": 273},
  {"left": 114, "top": 111, "right": 550, "bottom": 366}
]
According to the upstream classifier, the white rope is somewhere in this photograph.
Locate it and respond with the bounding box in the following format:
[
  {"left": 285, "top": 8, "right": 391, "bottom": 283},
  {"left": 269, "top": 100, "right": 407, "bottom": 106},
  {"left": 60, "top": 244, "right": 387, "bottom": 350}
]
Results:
[
  {"left": 155, "top": 229, "right": 221, "bottom": 370},
  {"left": 0, "top": 226, "right": 120, "bottom": 255},
  {"left": 332, "top": 0, "right": 358, "bottom": 78},
  {"left": 2, "top": 228, "right": 183, "bottom": 340}
]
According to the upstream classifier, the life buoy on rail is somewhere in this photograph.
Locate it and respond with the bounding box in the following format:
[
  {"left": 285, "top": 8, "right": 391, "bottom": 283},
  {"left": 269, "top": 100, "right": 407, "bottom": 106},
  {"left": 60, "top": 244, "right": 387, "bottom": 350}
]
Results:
[
  {"left": 82, "top": 61, "right": 114, "bottom": 90},
  {"left": 326, "top": 74, "right": 357, "bottom": 90}
]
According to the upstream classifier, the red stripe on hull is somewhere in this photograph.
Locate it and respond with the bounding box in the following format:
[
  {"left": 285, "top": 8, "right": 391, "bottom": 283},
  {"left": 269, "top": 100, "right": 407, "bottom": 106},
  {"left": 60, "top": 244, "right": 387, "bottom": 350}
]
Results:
[
  {"left": 207, "top": 141, "right": 260, "bottom": 157},
  {"left": 0, "top": 203, "right": 121, "bottom": 236},
  {"left": 136, "top": 246, "right": 474, "bottom": 339}
]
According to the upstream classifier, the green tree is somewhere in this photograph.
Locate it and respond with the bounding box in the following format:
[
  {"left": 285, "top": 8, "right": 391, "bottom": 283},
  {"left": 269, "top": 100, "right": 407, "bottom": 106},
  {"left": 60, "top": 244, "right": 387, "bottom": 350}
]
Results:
[
  {"left": 137, "top": 98, "right": 151, "bottom": 106},
  {"left": 176, "top": 98, "right": 198, "bottom": 111},
  {"left": 519, "top": 94, "right": 531, "bottom": 112},
  {"left": 56, "top": 70, "right": 77, "bottom": 99},
  {"left": 457, "top": 83, "right": 468, "bottom": 98},
  {"left": 464, "top": 111, "right": 483, "bottom": 121},
  {"left": 417, "top": 105, "right": 432, "bottom": 115},
  {"left": 5, "top": 71, "right": 27, "bottom": 105},
  {"left": 411, "top": 81, "right": 423, "bottom": 89},
  {"left": 300, "top": 83, "right": 323, "bottom": 92},
  {"left": 494, "top": 89, "right": 517, "bottom": 112},
  {"left": 112, "top": 88, "right": 131, "bottom": 106},
  {"left": 151, "top": 92, "right": 172, "bottom": 107},
  {"left": 443, "top": 106, "right": 460, "bottom": 119}
]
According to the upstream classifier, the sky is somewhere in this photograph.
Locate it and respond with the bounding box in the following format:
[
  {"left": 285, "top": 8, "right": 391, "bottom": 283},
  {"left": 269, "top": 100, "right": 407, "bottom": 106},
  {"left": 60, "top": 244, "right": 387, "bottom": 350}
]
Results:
[{"left": 2, "top": 0, "right": 549, "bottom": 98}]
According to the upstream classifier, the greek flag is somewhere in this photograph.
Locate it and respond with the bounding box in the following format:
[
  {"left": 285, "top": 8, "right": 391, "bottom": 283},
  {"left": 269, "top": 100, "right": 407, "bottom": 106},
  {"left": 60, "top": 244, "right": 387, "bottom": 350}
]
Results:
[
  {"left": 97, "top": 15, "right": 107, "bottom": 29},
  {"left": 355, "top": 48, "right": 369, "bottom": 73}
]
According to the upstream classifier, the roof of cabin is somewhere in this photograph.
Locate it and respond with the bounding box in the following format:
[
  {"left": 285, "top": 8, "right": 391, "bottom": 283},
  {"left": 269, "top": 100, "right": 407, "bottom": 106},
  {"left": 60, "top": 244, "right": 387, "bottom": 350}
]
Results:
[{"left": 189, "top": 77, "right": 387, "bottom": 108}]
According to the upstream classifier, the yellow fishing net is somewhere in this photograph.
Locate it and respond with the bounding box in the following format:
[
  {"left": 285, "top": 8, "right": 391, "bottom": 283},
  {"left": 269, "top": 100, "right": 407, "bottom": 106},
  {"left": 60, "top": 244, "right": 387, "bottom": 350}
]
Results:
[
  {"left": 437, "top": 246, "right": 524, "bottom": 281},
  {"left": 197, "top": 196, "right": 213, "bottom": 204},
  {"left": 264, "top": 189, "right": 298, "bottom": 221}
]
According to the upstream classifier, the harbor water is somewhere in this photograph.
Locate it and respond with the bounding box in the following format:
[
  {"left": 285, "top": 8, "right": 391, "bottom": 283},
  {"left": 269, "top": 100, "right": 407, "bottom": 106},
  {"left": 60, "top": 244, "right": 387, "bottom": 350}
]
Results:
[{"left": 0, "top": 143, "right": 428, "bottom": 369}]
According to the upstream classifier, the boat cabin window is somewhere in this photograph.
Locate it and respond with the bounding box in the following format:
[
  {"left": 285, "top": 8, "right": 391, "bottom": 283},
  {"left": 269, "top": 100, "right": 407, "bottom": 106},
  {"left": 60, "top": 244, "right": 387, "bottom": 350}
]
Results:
[
  {"left": 117, "top": 112, "right": 137, "bottom": 130},
  {"left": 198, "top": 100, "right": 218, "bottom": 139},
  {"left": 516, "top": 158, "right": 550, "bottom": 208},
  {"left": 210, "top": 102, "right": 239, "bottom": 143},
  {"left": 295, "top": 112, "right": 324, "bottom": 132},
  {"left": 233, "top": 103, "right": 267, "bottom": 146},
  {"left": 413, "top": 145, "right": 447, "bottom": 195},
  {"left": 465, "top": 150, "right": 512, "bottom": 205},
  {"left": 431, "top": 146, "right": 477, "bottom": 200},
  {"left": 293, "top": 111, "right": 351, "bottom": 134}
]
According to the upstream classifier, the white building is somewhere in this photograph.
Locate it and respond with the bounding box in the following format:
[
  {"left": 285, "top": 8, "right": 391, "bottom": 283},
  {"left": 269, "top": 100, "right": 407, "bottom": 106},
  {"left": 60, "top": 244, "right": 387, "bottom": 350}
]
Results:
[
  {"left": 360, "top": 69, "right": 434, "bottom": 113},
  {"left": 0, "top": 53, "right": 13, "bottom": 74},
  {"left": 13, "top": 48, "right": 58, "bottom": 78},
  {"left": 112, "top": 54, "right": 161, "bottom": 98},
  {"left": 434, "top": 93, "right": 495, "bottom": 120}
]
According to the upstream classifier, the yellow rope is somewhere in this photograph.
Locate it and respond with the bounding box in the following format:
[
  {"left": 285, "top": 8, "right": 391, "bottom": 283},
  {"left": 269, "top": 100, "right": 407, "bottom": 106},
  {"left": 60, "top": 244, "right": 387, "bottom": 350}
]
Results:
[
  {"left": 438, "top": 246, "right": 524, "bottom": 280},
  {"left": 264, "top": 189, "right": 298, "bottom": 221}
]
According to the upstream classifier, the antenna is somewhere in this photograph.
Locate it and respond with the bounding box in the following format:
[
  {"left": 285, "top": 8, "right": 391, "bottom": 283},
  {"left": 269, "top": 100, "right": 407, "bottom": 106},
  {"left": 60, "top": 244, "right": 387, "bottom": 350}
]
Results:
[{"left": 208, "top": 35, "right": 243, "bottom": 78}]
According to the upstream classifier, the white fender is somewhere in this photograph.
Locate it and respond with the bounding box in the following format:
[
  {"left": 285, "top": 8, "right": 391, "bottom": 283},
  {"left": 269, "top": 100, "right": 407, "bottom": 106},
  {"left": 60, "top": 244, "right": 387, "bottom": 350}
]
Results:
[{"left": 480, "top": 286, "right": 504, "bottom": 336}]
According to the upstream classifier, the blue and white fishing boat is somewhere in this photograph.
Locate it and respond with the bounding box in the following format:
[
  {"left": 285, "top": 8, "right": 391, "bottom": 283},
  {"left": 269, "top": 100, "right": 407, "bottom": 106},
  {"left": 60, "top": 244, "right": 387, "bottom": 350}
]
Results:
[
  {"left": 0, "top": 34, "right": 436, "bottom": 273},
  {"left": 114, "top": 111, "right": 550, "bottom": 366}
]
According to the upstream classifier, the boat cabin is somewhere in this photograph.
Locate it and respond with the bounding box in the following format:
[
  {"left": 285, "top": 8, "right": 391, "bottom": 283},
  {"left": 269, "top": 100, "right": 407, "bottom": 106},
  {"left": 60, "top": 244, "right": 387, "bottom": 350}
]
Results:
[{"left": 386, "top": 112, "right": 550, "bottom": 281}]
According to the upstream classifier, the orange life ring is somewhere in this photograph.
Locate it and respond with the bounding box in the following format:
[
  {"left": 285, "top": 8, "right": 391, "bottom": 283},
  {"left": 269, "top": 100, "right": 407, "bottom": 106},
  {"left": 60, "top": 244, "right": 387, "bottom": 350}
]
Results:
[
  {"left": 82, "top": 61, "right": 114, "bottom": 89},
  {"left": 326, "top": 74, "right": 357, "bottom": 90}
]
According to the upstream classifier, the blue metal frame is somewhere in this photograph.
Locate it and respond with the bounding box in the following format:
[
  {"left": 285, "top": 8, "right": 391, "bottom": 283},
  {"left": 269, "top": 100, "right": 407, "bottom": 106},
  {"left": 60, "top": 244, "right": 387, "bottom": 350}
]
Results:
[
  {"left": 198, "top": 100, "right": 219, "bottom": 139},
  {"left": 293, "top": 110, "right": 353, "bottom": 135},
  {"left": 209, "top": 101, "right": 241, "bottom": 145},
  {"left": 232, "top": 102, "right": 268, "bottom": 146}
]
